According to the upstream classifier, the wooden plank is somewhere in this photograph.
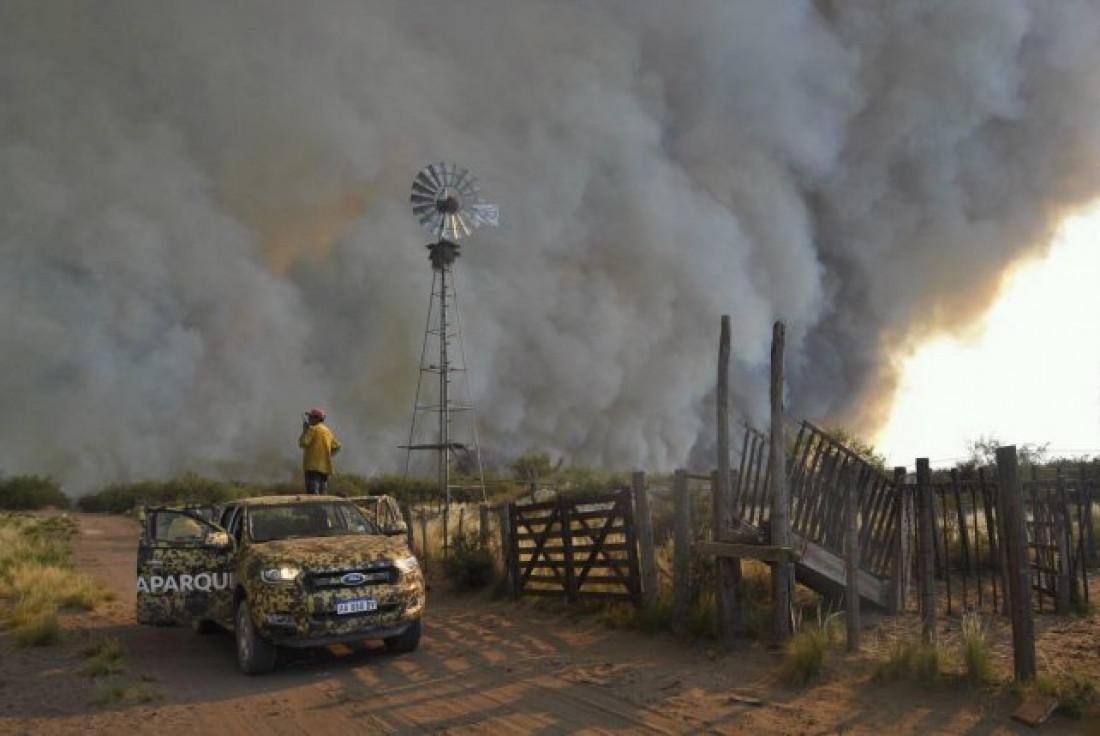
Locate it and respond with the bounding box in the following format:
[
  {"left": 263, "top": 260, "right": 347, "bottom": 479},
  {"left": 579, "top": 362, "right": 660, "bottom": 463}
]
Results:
[
  {"left": 695, "top": 541, "right": 802, "bottom": 564},
  {"left": 1011, "top": 695, "right": 1059, "bottom": 727},
  {"left": 734, "top": 425, "right": 752, "bottom": 516},
  {"left": 792, "top": 530, "right": 890, "bottom": 609}
]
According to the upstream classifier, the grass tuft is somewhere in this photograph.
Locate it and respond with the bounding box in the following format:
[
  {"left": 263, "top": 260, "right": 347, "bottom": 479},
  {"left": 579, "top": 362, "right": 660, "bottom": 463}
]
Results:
[
  {"left": 5, "top": 600, "right": 61, "bottom": 647},
  {"left": 79, "top": 636, "right": 127, "bottom": 678},
  {"left": 783, "top": 626, "right": 830, "bottom": 685},
  {"left": 874, "top": 639, "right": 942, "bottom": 686},
  {"left": 960, "top": 613, "right": 992, "bottom": 685}
]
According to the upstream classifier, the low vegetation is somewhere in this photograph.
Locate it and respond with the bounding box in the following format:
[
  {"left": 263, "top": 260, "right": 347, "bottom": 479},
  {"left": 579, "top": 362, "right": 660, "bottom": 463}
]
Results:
[
  {"left": 960, "top": 612, "right": 992, "bottom": 685},
  {"left": 873, "top": 639, "right": 942, "bottom": 685},
  {"left": 80, "top": 636, "right": 127, "bottom": 678},
  {"left": 443, "top": 534, "right": 497, "bottom": 591},
  {"left": 0, "top": 514, "right": 113, "bottom": 647},
  {"left": 88, "top": 680, "right": 160, "bottom": 708},
  {"left": 0, "top": 475, "right": 69, "bottom": 510},
  {"left": 1030, "top": 673, "right": 1098, "bottom": 718}
]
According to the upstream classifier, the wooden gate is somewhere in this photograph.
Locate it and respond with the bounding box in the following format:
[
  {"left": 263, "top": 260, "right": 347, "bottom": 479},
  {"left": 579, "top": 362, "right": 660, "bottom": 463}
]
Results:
[{"left": 507, "top": 490, "right": 642, "bottom": 603}]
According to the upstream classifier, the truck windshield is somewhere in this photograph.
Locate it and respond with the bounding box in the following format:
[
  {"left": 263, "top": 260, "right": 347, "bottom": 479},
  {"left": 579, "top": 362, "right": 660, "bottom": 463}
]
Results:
[{"left": 248, "top": 503, "right": 380, "bottom": 543}]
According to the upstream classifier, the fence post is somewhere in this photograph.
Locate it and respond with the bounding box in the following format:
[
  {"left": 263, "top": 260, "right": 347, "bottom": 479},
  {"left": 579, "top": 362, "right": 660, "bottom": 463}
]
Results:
[
  {"left": 1055, "top": 470, "right": 1072, "bottom": 614},
  {"left": 715, "top": 315, "right": 743, "bottom": 641},
  {"left": 479, "top": 503, "right": 491, "bottom": 551},
  {"left": 916, "top": 458, "right": 936, "bottom": 646},
  {"left": 672, "top": 469, "right": 692, "bottom": 634},
  {"left": 951, "top": 469, "right": 972, "bottom": 574},
  {"left": 417, "top": 510, "right": 432, "bottom": 579},
  {"left": 996, "top": 445, "right": 1037, "bottom": 682},
  {"left": 1082, "top": 464, "right": 1097, "bottom": 567},
  {"left": 769, "top": 320, "right": 792, "bottom": 640},
  {"left": 633, "top": 471, "right": 659, "bottom": 607},
  {"left": 845, "top": 464, "right": 861, "bottom": 652},
  {"left": 890, "top": 467, "right": 909, "bottom": 614},
  {"left": 504, "top": 503, "right": 520, "bottom": 600},
  {"left": 401, "top": 502, "right": 415, "bottom": 549},
  {"left": 559, "top": 496, "right": 577, "bottom": 603}
]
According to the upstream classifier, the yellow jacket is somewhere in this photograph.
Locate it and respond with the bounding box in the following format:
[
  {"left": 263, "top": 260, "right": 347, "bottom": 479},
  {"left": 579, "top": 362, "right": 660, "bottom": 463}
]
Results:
[{"left": 299, "top": 423, "right": 341, "bottom": 474}]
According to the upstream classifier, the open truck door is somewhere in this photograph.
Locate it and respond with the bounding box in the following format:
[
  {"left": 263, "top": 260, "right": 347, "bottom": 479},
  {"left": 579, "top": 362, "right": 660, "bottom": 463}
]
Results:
[{"left": 137, "top": 508, "right": 235, "bottom": 627}]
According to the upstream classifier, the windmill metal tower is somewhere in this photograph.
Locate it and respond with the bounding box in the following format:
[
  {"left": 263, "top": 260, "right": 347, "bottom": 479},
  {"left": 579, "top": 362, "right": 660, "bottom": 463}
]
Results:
[{"left": 403, "top": 163, "right": 498, "bottom": 547}]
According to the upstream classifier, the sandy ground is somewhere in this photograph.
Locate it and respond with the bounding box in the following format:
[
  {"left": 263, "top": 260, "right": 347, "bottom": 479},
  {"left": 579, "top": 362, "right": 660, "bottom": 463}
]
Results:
[{"left": 0, "top": 513, "right": 1097, "bottom": 735}]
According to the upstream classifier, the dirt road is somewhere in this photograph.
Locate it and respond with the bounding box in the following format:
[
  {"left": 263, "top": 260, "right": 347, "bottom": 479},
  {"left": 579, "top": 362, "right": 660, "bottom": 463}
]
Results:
[{"left": 0, "top": 513, "right": 1094, "bottom": 734}]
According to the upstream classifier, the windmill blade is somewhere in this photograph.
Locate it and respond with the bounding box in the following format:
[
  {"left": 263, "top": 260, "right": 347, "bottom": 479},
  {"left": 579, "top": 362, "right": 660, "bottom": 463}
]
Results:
[
  {"left": 425, "top": 164, "right": 444, "bottom": 191},
  {"left": 410, "top": 162, "right": 497, "bottom": 241}
]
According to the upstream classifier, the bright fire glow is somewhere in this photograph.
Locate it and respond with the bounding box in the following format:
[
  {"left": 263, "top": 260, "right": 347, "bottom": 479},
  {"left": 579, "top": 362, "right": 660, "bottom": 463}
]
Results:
[{"left": 875, "top": 206, "right": 1100, "bottom": 468}]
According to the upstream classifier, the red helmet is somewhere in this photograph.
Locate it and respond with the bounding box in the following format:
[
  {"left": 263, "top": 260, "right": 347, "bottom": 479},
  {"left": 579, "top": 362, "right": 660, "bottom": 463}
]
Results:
[{"left": 306, "top": 407, "right": 326, "bottom": 421}]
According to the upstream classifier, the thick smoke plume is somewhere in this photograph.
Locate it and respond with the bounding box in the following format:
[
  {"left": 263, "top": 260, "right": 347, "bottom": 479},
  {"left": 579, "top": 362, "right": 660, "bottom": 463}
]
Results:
[{"left": 2, "top": 1, "right": 1099, "bottom": 493}]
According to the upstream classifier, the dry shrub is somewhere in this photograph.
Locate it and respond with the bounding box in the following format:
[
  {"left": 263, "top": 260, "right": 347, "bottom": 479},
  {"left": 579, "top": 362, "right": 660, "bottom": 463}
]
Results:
[{"left": 5, "top": 600, "right": 61, "bottom": 647}]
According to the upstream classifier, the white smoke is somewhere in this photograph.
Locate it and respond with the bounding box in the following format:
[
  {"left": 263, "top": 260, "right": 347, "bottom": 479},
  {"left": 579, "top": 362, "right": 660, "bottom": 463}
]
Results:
[{"left": 2, "top": 1, "right": 1099, "bottom": 493}]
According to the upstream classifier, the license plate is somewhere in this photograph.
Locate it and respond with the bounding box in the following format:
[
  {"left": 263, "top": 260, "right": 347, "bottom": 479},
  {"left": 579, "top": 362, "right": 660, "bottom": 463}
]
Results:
[{"left": 336, "top": 597, "right": 378, "bottom": 615}]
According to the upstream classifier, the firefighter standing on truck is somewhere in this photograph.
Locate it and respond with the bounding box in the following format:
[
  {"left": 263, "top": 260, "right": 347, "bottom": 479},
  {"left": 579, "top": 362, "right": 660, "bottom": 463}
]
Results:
[{"left": 299, "top": 408, "right": 341, "bottom": 494}]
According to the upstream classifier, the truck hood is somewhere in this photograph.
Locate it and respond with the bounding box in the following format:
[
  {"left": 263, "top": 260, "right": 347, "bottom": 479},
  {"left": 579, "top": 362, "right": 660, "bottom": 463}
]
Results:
[{"left": 251, "top": 535, "right": 412, "bottom": 569}]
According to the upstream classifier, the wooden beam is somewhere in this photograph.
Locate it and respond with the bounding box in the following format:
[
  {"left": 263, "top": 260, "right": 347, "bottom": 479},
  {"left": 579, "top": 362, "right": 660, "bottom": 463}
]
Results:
[
  {"left": 917, "top": 458, "right": 936, "bottom": 645},
  {"left": 997, "top": 445, "right": 1037, "bottom": 682},
  {"left": 769, "top": 320, "right": 792, "bottom": 640},
  {"left": 715, "top": 315, "right": 743, "bottom": 640},
  {"left": 695, "top": 541, "right": 802, "bottom": 564},
  {"left": 632, "top": 471, "right": 659, "bottom": 607}
]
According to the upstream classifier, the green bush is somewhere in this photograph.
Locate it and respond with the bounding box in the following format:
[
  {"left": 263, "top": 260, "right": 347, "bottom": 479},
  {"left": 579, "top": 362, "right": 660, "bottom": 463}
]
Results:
[
  {"left": 0, "top": 476, "right": 69, "bottom": 510},
  {"left": 443, "top": 535, "right": 497, "bottom": 591}
]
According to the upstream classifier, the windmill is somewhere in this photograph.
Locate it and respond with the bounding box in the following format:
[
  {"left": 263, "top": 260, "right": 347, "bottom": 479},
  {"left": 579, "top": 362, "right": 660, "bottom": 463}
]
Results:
[{"left": 403, "top": 163, "right": 498, "bottom": 553}]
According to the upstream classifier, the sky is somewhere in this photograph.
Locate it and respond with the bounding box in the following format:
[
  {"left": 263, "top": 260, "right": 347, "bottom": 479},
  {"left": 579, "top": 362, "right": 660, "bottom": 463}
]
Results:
[
  {"left": 3, "top": 3, "right": 1100, "bottom": 493},
  {"left": 875, "top": 203, "right": 1100, "bottom": 468}
]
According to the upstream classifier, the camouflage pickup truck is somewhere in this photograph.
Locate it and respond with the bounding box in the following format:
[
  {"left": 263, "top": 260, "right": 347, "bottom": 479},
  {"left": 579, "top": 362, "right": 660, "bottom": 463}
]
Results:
[{"left": 136, "top": 495, "right": 425, "bottom": 674}]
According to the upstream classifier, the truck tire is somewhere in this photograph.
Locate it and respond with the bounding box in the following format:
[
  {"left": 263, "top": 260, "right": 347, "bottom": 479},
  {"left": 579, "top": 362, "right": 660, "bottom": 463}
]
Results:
[
  {"left": 384, "top": 619, "right": 422, "bottom": 653},
  {"left": 235, "top": 599, "right": 277, "bottom": 674},
  {"left": 191, "top": 619, "right": 219, "bottom": 634}
]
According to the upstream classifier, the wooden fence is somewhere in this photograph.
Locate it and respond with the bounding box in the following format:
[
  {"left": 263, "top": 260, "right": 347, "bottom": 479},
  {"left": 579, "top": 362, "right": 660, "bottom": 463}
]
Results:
[
  {"left": 505, "top": 489, "right": 642, "bottom": 603},
  {"left": 910, "top": 465, "right": 1095, "bottom": 617}
]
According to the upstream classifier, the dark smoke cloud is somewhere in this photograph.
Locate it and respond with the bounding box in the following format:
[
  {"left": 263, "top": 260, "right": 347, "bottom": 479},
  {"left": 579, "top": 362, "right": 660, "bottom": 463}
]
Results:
[{"left": 2, "top": 1, "right": 1099, "bottom": 492}]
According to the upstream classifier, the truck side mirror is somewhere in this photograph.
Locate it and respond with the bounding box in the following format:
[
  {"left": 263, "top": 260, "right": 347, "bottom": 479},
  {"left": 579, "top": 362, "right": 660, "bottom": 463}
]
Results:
[
  {"left": 386, "top": 520, "right": 409, "bottom": 537},
  {"left": 205, "top": 530, "right": 234, "bottom": 550}
]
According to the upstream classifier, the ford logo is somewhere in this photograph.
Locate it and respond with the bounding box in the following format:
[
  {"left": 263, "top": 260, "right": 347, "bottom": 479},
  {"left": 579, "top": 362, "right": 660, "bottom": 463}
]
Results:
[{"left": 340, "top": 572, "right": 367, "bottom": 586}]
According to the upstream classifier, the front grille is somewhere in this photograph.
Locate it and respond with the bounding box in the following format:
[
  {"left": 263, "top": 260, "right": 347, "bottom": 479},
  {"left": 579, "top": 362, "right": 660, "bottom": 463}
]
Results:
[{"left": 306, "top": 566, "right": 397, "bottom": 590}]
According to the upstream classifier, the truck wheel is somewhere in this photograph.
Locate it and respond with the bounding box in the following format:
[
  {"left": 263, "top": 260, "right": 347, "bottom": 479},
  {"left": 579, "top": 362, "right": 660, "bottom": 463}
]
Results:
[
  {"left": 191, "top": 619, "right": 219, "bottom": 634},
  {"left": 384, "top": 619, "right": 422, "bottom": 653},
  {"left": 235, "top": 599, "right": 277, "bottom": 674}
]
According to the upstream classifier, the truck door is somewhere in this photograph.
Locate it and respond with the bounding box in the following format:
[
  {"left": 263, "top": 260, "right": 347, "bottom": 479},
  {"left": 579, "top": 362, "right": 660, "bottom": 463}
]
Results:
[{"left": 136, "top": 508, "right": 235, "bottom": 626}]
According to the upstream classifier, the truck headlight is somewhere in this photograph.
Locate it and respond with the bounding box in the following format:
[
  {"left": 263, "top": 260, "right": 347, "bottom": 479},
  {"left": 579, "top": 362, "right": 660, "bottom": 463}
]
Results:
[
  {"left": 260, "top": 566, "right": 301, "bottom": 584},
  {"left": 394, "top": 555, "right": 420, "bottom": 574}
]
